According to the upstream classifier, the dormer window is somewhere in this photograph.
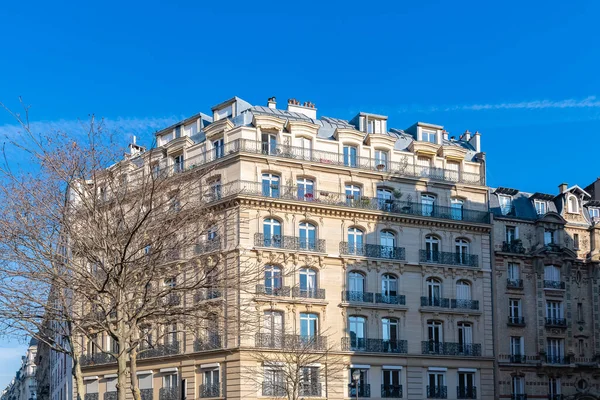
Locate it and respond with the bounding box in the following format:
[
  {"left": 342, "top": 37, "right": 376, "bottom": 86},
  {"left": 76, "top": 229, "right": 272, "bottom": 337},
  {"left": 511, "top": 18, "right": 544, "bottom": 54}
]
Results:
[
  {"left": 499, "top": 195, "right": 512, "bottom": 215},
  {"left": 422, "top": 130, "right": 436, "bottom": 143},
  {"left": 589, "top": 208, "right": 600, "bottom": 219},
  {"left": 261, "top": 133, "right": 277, "bottom": 155},
  {"left": 568, "top": 196, "right": 579, "bottom": 213},
  {"left": 534, "top": 200, "right": 547, "bottom": 215},
  {"left": 214, "top": 105, "right": 233, "bottom": 121}
]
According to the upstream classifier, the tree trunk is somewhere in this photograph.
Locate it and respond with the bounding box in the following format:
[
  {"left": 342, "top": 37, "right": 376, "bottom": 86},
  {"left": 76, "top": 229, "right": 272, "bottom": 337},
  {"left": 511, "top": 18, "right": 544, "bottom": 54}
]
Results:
[
  {"left": 72, "top": 357, "right": 85, "bottom": 400},
  {"left": 117, "top": 333, "right": 129, "bottom": 400},
  {"left": 129, "top": 345, "right": 141, "bottom": 400}
]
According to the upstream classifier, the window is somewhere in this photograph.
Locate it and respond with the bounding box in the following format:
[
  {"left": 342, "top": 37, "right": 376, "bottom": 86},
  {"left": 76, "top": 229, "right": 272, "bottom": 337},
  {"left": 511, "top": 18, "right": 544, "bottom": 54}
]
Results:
[
  {"left": 457, "top": 322, "right": 473, "bottom": 353},
  {"left": 577, "top": 303, "right": 584, "bottom": 322},
  {"left": 546, "top": 301, "right": 563, "bottom": 320},
  {"left": 299, "top": 268, "right": 317, "bottom": 297},
  {"left": 548, "top": 378, "right": 561, "bottom": 398},
  {"left": 574, "top": 233, "right": 580, "bottom": 249},
  {"left": 261, "top": 133, "right": 278, "bottom": 155},
  {"left": 427, "top": 372, "right": 445, "bottom": 398},
  {"left": 426, "top": 320, "right": 443, "bottom": 347},
  {"left": 422, "top": 130, "right": 436, "bottom": 143},
  {"left": 544, "top": 265, "right": 561, "bottom": 283},
  {"left": 345, "top": 184, "right": 361, "bottom": 205},
  {"left": 589, "top": 208, "right": 600, "bottom": 219},
  {"left": 347, "top": 227, "right": 364, "bottom": 254},
  {"left": 263, "top": 366, "right": 284, "bottom": 396},
  {"left": 544, "top": 229, "right": 555, "bottom": 245},
  {"left": 421, "top": 194, "right": 436, "bottom": 217},
  {"left": 300, "top": 367, "right": 319, "bottom": 396},
  {"left": 264, "top": 265, "right": 282, "bottom": 295},
  {"left": 380, "top": 230, "right": 396, "bottom": 258},
  {"left": 263, "top": 311, "right": 284, "bottom": 347},
  {"left": 262, "top": 173, "right": 280, "bottom": 198},
  {"left": 377, "top": 188, "right": 394, "bottom": 211},
  {"left": 164, "top": 277, "right": 176, "bottom": 289},
  {"left": 348, "top": 316, "right": 366, "bottom": 350},
  {"left": 534, "top": 200, "right": 547, "bottom": 215},
  {"left": 166, "top": 323, "right": 177, "bottom": 346},
  {"left": 508, "top": 299, "right": 522, "bottom": 323},
  {"left": 457, "top": 372, "right": 475, "bottom": 399},
  {"left": 446, "top": 161, "right": 460, "bottom": 181},
  {"left": 425, "top": 235, "right": 440, "bottom": 262},
  {"left": 297, "top": 178, "right": 314, "bottom": 200},
  {"left": 507, "top": 263, "right": 520, "bottom": 282},
  {"left": 343, "top": 145, "right": 358, "bottom": 167},
  {"left": 263, "top": 218, "right": 281, "bottom": 247},
  {"left": 210, "top": 178, "right": 222, "bottom": 200},
  {"left": 455, "top": 239, "right": 470, "bottom": 265},
  {"left": 568, "top": 196, "right": 578, "bottom": 213},
  {"left": 510, "top": 336, "right": 524, "bottom": 360},
  {"left": 163, "top": 374, "right": 178, "bottom": 389},
  {"left": 546, "top": 338, "right": 565, "bottom": 363},
  {"left": 456, "top": 280, "right": 471, "bottom": 300},
  {"left": 203, "top": 368, "right": 220, "bottom": 396},
  {"left": 512, "top": 376, "right": 524, "bottom": 397},
  {"left": 381, "top": 274, "right": 398, "bottom": 298},
  {"left": 207, "top": 225, "right": 218, "bottom": 241},
  {"left": 381, "top": 318, "right": 399, "bottom": 351},
  {"left": 348, "top": 271, "right": 365, "bottom": 293},
  {"left": 173, "top": 154, "right": 184, "bottom": 173},
  {"left": 382, "top": 369, "right": 401, "bottom": 397},
  {"left": 184, "top": 122, "right": 198, "bottom": 137},
  {"left": 294, "top": 137, "right": 312, "bottom": 160},
  {"left": 349, "top": 368, "right": 368, "bottom": 397},
  {"left": 451, "top": 198, "right": 464, "bottom": 220},
  {"left": 299, "top": 222, "right": 317, "bottom": 251},
  {"left": 499, "top": 195, "right": 512, "bottom": 215},
  {"left": 300, "top": 313, "right": 318, "bottom": 340},
  {"left": 213, "top": 138, "right": 224, "bottom": 159},
  {"left": 505, "top": 226, "right": 517, "bottom": 243},
  {"left": 374, "top": 150, "right": 388, "bottom": 171},
  {"left": 426, "top": 278, "right": 442, "bottom": 305},
  {"left": 579, "top": 339, "right": 585, "bottom": 357},
  {"left": 417, "top": 156, "right": 432, "bottom": 177}
]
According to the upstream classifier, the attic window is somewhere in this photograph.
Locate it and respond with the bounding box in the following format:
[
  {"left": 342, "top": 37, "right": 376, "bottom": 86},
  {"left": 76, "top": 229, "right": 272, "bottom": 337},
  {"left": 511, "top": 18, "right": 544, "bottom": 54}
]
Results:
[
  {"left": 214, "top": 105, "right": 233, "bottom": 121},
  {"left": 422, "top": 130, "right": 436, "bottom": 143},
  {"left": 568, "top": 196, "right": 579, "bottom": 213},
  {"left": 589, "top": 208, "right": 600, "bottom": 219},
  {"left": 499, "top": 195, "right": 512, "bottom": 215},
  {"left": 534, "top": 200, "right": 547, "bottom": 215}
]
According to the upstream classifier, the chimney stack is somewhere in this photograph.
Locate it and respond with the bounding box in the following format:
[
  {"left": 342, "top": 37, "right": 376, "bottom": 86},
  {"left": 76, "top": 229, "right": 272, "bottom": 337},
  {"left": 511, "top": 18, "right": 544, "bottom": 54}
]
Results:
[
  {"left": 461, "top": 130, "right": 471, "bottom": 141},
  {"left": 267, "top": 97, "right": 277, "bottom": 109},
  {"left": 442, "top": 130, "right": 449, "bottom": 141},
  {"left": 559, "top": 183, "right": 568, "bottom": 194},
  {"left": 287, "top": 98, "right": 317, "bottom": 119},
  {"left": 469, "top": 131, "right": 481, "bottom": 152}
]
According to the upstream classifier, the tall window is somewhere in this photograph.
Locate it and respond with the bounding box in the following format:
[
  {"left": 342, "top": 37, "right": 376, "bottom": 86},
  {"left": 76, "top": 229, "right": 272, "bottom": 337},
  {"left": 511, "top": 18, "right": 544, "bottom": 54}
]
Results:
[
  {"left": 347, "top": 227, "right": 364, "bottom": 254},
  {"left": 546, "top": 338, "right": 564, "bottom": 363},
  {"left": 457, "top": 372, "right": 475, "bottom": 398},
  {"left": 417, "top": 156, "right": 432, "bottom": 177},
  {"left": 348, "top": 316, "right": 366, "bottom": 350},
  {"left": 343, "top": 145, "right": 358, "bottom": 167},
  {"left": 261, "top": 133, "right": 278, "bottom": 155},
  {"left": 203, "top": 369, "right": 220, "bottom": 394},
  {"left": 422, "top": 130, "right": 436, "bottom": 143},
  {"left": 263, "top": 311, "right": 284, "bottom": 347},
  {"left": 264, "top": 265, "right": 282, "bottom": 295},
  {"left": 210, "top": 178, "right": 222, "bottom": 200},
  {"left": 166, "top": 323, "right": 177, "bottom": 345},
  {"left": 348, "top": 271, "right": 365, "bottom": 293},
  {"left": 574, "top": 233, "right": 580, "bottom": 249},
  {"left": 548, "top": 378, "right": 561, "bottom": 398},
  {"left": 544, "top": 229, "right": 555, "bottom": 245},
  {"left": 297, "top": 178, "right": 314, "bottom": 200},
  {"left": 345, "top": 184, "right": 362, "bottom": 205},
  {"left": 457, "top": 322, "right": 473, "bottom": 353},
  {"left": 544, "top": 265, "right": 561, "bottom": 283},
  {"left": 446, "top": 161, "right": 460, "bottom": 182},
  {"left": 512, "top": 376, "right": 524, "bottom": 397},
  {"left": 455, "top": 239, "right": 470, "bottom": 265},
  {"left": 263, "top": 218, "right": 282, "bottom": 247},
  {"left": 507, "top": 263, "right": 520, "bottom": 282},
  {"left": 425, "top": 235, "right": 440, "bottom": 262},
  {"left": 299, "top": 222, "right": 317, "bottom": 251},
  {"left": 349, "top": 369, "right": 368, "bottom": 397},
  {"left": 456, "top": 280, "right": 471, "bottom": 300},
  {"left": 421, "top": 194, "right": 436, "bottom": 217},
  {"left": 299, "top": 268, "right": 317, "bottom": 297},
  {"left": 213, "top": 138, "right": 224, "bottom": 159},
  {"left": 173, "top": 154, "right": 184, "bottom": 173},
  {"left": 568, "top": 196, "right": 578, "bottom": 213},
  {"left": 300, "top": 313, "right": 318, "bottom": 340},
  {"left": 382, "top": 370, "right": 401, "bottom": 397},
  {"left": 263, "top": 366, "right": 284, "bottom": 396},
  {"left": 535, "top": 200, "right": 547, "bottom": 215},
  {"left": 427, "top": 372, "right": 445, "bottom": 398},
  {"left": 499, "top": 195, "right": 512, "bottom": 215},
  {"left": 426, "top": 320, "right": 443, "bottom": 351},
  {"left": 546, "top": 301, "right": 563, "bottom": 321},
  {"left": 377, "top": 188, "right": 393, "bottom": 212},
  {"left": 510, "top": 336, "right": 524, "bottom": 359},
  {"left": 427, "top": 278, "right": 442, "bottom": 305},
  {"left": 381, "top": 318, "right": 399, "bottom": 351},
  {"left": 163, "top": 374, "right": 178, "bottom": 389},
  {"left": 374, "top": 150, "right": 388, "bottom": 171},
  {"left": 294, "top": 137, "right": 312, "bottom": 160},
  {"left": 505, "top": 226, "right": 517, "bottom": 243},
  {"left": 509, "top": 299, "right": 522, "bottom": 323},
  {"left": 451, "top": 198, "right": 464, "bottom": 220},
  {"left": 380, "top": 230, "right": 396, "bottom": 258},
  {"left": 381, "top": 274, "right": 398, "bottom": 298},
  {"left": 262, "top": 173, "right": 280, "bottom": 198}
]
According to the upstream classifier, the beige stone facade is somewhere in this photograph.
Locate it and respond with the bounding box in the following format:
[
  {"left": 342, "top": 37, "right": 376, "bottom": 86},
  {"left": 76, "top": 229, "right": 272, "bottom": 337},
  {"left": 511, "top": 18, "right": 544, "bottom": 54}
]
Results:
[{"left": 78, "top": 97, "right": 494, "bottom": 400}]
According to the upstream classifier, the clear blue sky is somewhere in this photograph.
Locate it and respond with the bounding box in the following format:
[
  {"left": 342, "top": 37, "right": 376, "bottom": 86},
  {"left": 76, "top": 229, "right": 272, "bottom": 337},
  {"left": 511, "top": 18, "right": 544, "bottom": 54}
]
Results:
[{"left": 1, "top": 0, "right": 599, "bottom": 387}]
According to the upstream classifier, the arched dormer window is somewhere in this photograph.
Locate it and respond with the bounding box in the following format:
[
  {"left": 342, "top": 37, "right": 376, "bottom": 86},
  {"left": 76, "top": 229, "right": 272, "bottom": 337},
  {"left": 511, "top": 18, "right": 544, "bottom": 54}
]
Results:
[{"left": 568, "top": 195, "right": 579, "bottom": 213}]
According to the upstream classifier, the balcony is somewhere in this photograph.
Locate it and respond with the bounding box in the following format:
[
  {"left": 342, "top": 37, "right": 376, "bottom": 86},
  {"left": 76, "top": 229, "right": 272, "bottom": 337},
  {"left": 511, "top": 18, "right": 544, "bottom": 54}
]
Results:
[
  {"left": 195, "top": 239, "right": 221, "bottom": 254},
  {"left": 104, "top": 393, "right": 117, "bottom": 400},
  {"left": 163, "top": 293, "right": 181, "bottom": 306},
  {"left": 457, "top": 387, "right": 477, "bottom": 399},
  {"left": 341, "top": 337, "right": 408, "bottom": 353},
  {"left": 292, "top": 287, "right": 326, "bottom": 299},
  {"left": 300, "top": 383, "right": 322, "bottom": 397},
  {"left": 199, "top": 383, "right": 220, "bottom": 398},
  {"left": 419, "top": 250, "right": 479, "bottom": 268},
  {"left": 159, "top": 387, "right": 178, "bottom": 400},
  {"left": 194, "top": 335, "right": 222, "bottom": 351},
  {"left": 141, "top": 389, "right": 153, "bottom": 400},
  {"left": 421, "top": 297, "right": 450, "bottom": 308},
  {"left": 255, "top": 333, "right": 327, "bottom": 350},
  {"left": 545, "top": 355, "right": 569, "bottom": 365},
  {"left": 502, "top": 240, "right": 526, "bottom": 254},
  {"left": 421, "top": 341, "right": 482, "bottom": 356},
  {"left": 427, "top": 385, "right": 447, "bottom": 399},
  {"left": 348, "top": 384, "right": 371, "bottom": 398},
  {"left": 507, "top": 279, "right": 524, "bottom": 289},
  {"left": 80, "top": 353, "right": 115, "bottom": 367},
  {"left": 262, "top": 382, "right": 286, "bottom": 397},
  {"left": 511, "top": 395, "right": 527, "bottom": 400},
  {"left": 194, "top": 288, "right": 222, "bottom": 302},
  {"left": 450, "top": 299, "right": 480, "bottom": 310},
  {"left": 381, "top": 385, "right": 402, "bottom": 398},
  {"left": 509, "top": 354, "right": 525, "bottom": 363},
  {"left": 254, "top": 233, "right": 326, "bottom": 252},
  {"left": 376, "top": 293, "right": 406, "bottom": 306},
  {"left": 343, "top": 290, "right": 374, "bottom": 303},
  {"left": 138, "top": 341, "right": 180, "bottom": 359},
  {"left": 545, "top": 317, "right": 567, "bottom": 328},
  {"left": 85, "top": 394, "right": 99, "bottom": 400},
  {"left": 544, "top": 280, "right": 566, "bottom": 290},
  {"left": 507, "top": 316, "right": 526, "bottom": 326},
  {"left": 339, "top": 242, "right": 406, "bottom": 260},
  {"left": 256, "top": 284, "right": 291, "bottom": 297}
]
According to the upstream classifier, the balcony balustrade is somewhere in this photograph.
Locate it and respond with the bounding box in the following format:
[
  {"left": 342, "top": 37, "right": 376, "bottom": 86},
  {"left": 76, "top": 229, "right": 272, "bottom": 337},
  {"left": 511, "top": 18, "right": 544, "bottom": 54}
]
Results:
[
  {"left": 545, "top": 355, "right": 569, "bottom": 365},
  {"left": 339, "top": 242, "right": 406, "bottom": 260},
  {"left": 194, "top": 334, "right": 222, "bottom": 351},
  {"left": 254, "top": 233, "right": 326, "bottom": 252},
  {"left": 138, "top": 341, "right": 180, "bottom": 359},
  {"left": 502, "top": 240, "right": 526, "bottom": 254},
  {"left": 450, "top": 299, "right": 480, "bottom": 310},
  {"left": 375, "top": 293, "right": 406, "bottom": 305},
  {"left": 159, "top": 387, "right": 178, "bottom": 400},
  {"left": 508, "top": 316, "right": 526, "bottom": 326},
  {"left": 104, "top": 393, "right": 117, "bottom": 400},
  {"left": 381, "top": 384, "right": 403, "bottom": 398},
  {"left": 255, "top": 333, "right": 327, "bottom": 350},
  {"left": 421, "top": 341, "right": 481, "bottom": 356},
  {"left": 195, "top": 239, "right": 221, "bottom": 254},
  {"left": 256, "top": 284, "right": 291, "bottom": 297},
  {"left": 421, "top": 297, "right": 450, "bottom": 308},
  {"left": 341, "top": 337, "right": 408, "bottom": 353},
  {"left": 348, "top": 384, "right": 371, "bottom": 398},
  {"left": 140, "top": 389, "right": 153, "bottom": 400},
  {"left": 457, "top": 387, "right": 477, "bottom": 399},
  {"left": 419, "top": 250, "right": 479, "bottom": 267},
  {"left": 544, "top": 280, "right": 566, "bottom": 290},
  {"left": 343, "top": 291, "right": 374, "bottom": 303},
  {"left": 262, "top": 382, "right": 287, "bottom": 397},
  {"left": 545, "top": 317, "right": 567, "bottom": 328},
  {"left": 299, "top": 383, "right": 322, "bottom": 397},
  {"left": 507, "top": 279, "right": 524, "bottom": 289},
  {"left": 292, "top": 287, "right": 326, "bottom": 299},
  {"left": 427, "top": 385, "right": 447, "bottom": 399},
  {"left": 80, "top": 352, "right": 115, "bottom": 366},
  {"left": 199, "top": 383, "right": 221, "bottom": 398}
]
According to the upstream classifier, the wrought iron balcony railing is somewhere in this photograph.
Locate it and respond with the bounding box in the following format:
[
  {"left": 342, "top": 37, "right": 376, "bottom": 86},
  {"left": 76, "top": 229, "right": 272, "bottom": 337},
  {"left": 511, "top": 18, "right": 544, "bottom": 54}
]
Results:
[
  {"left": 341, "top": 337, "right": 408, "bottom": 353},
  {"left": 421, "top": 341, "right": 482, "bottom": 356},
  {"left": 339, "top": 242, "right": 406, "bottom": 260},
  {"left": 450, "top": 299, "right": 480, "bottom": 310},
  {"left": 419, "top": 250, "right": 479, "bottom": 267},
  {"left": 544, "top": 280, "right": 566, "bottom": 290},
  {"left": 262, "top": 382, "right": 287, "bottom": 397},
  {"left": 299, "top": 383, "right": 322, "bottom": 397},
  {"left": 545, "top": 355, "right": 569, "bottom": 364},
  {"left": 457, "top": 386, "right": 477, "bottom": 399},
  {"left": 502, "top": 240, "right": 526, "bottom": 254},
  {"left": 508, "top": 316, "right": 526, "bottom": 326},
  {"left": 138, "top": 341, "right": 180, "bottom": 359},
  {"left": 348, "top": 383, "right": 371, "bottom": 398},
  {"left": 509, "top": 354, "right": 525, "bottom": 363},
  {"left": 376, "top": 293, "right": 406, "bottom": 305},
  {"left": 381, "top": 385, "right": 402, "bottom": 398},
  {"left": 292, "top": 287, "right": 326, "bottom": 299},
  {"left": 80, "top": 352, "right": 115, "bottom": 366},
  {"left": 194, "top": 335, "right": 222, "bottom": 351},
  {"left": 85, "top": 394, "right": 99, "bottom": 400},
  {"left": 256, "top": 284, "right": 291, "bottom": 297},
  {"left": 255, "top": 333, "right": 327, "bottom": 350},
  {"left": 195, "top": 239, "right": 221, "bottom": 254},
  {"left": 427, "top": 385, "right": 447, "bottom": 399},
  {"left": 194, "top": 288, "right": 222, "bottom": 302},
  {"left": 343, "top": 290, "right": 374, "bottom": 303},
  {"left": 421, "top": 297, "right": 450, "bottom": 308},
  {"left": 507, "top": 279, "right": 524, "bottom": 289},
  {"left": 254, "top": 233, "right": 326, "bottom": 252},
  {"left": 159, "top": 387, "right": 178, "bottom": 400},
  {"left": 545, "top": 317, "right": 567, "bottom": 327},
  {"left": 140, "top": 388, "right": 153, "bottom": 400},
  {"left": 199, "top": 383, "right": 220, "bottom": 398},
  {"left": 104, "top": 393, "right": 117, "bottom": 400}
]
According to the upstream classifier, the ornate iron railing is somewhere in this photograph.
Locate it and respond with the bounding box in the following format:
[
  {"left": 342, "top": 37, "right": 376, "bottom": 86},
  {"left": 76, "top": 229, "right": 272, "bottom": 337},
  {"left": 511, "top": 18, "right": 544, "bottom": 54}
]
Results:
[
  {"left": 348, "top": 383, "right": 371, "bottom": 398},
  {"left": 545, "top": 317, "right": 567, "bottom": 327},
  {"left": 256, "top": 284, "right": 291, "bottom": 297},
  {"left": 199, "top": 383, "right": 220, "bottom": 398},
  {"left": 299, "top": 383, "right": 322, "bottom": 397},
  {"left": 421, "top": 297, "right": 450, "bottom": 308},
  {"left": 343, "top": 291, "right": 374, "bottom": 303},
  {"left": 255, "top": 333, "right": 327, "bottom": 350},
  {"left": 427, "top": 385, "right": 447, "bottom": 399},
  {"left": 545, "top": 355, "right": 569, "bottom": 364},
  {"left": 194, "top": 288, "right": 222, "bottom": 302},
  {"left": 376, "top": 293, "right": 406, "bottom": 305},
  {"left": 544, "top": 280, "right": 565, "bottom": 290},
  {"left": 508, "top": 316, "right": 525, "bottom": 325},
  {"left": 85, "top": 394, "right": 99, "bottom": 400},
  {"left": 138, "top": 341, "right": 180, "bottom": 359},
  {"left": 262, "top": 382, "right": 286, "bottom": 397},
  {"left": 507, "top": 279, "right": 524, "bottom": 289},
  {"left": 341, "top": 338, "right": 408, "bottom": 353},
  {"left": 140, "top": 388, "right": 153, "bottom": 400},
  {"left": 195, "top": 239, "right": 221, "bottom": 254},
  {"left": 159, "top": 387, "right": 178, "bottom": 400},
  {"left": 419, "top": 250, "right": 479, "bottom": 267},
  {"left": 381, "top": 384, "right": 403, "bottom": 398},
  {"left": 502, "top": 241, "right": 526, "bottom": 254},
  {"left": 194, "top": 334, "right": 222, "bottom": 351},
  {"left": 339, "top": 242, "right": 406, "bottom": 260},
  {"left": 80, "top": 352, "right": 115, "bottom": 366},
  {"left": 104, "top": 393, "right": 117, "bottom": 400},
  {"left": 457, "top": 387, "right": 477, "bottom": 399},
  {"left": 254, "top": 233, "right": 326, "bottom": 252},
  {"left": 421, "top": 341, "right": 481, "bottom": 356},
  {"left": 451, "top": 299, "right": 480, "bottom": 310},
  {"left": 292, "top": 287, "right": 326, "bottom": 299}
]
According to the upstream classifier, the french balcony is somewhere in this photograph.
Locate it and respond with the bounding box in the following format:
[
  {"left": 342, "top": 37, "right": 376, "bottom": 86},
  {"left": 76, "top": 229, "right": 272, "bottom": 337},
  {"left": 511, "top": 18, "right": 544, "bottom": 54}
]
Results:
[
  {"left": 138, "top": 341, "right": 180, "bottom": 359},
  {"left": 343, "top": 290, "right": 374, "bottom": 303},
  {"left": 376, "top": 293, "right": 406, "bottom": 306},
  {"left": 348, "top": 384, "right": 371, "bottom": 398},
  {"left": 502, "top": 240, "right": 526, "bottom": 254},
  {"left": 507, "top": 279, "right": 524, "bottom": 289},
  {"left": 292, "top": 287, "right": 326, "bottom": 299},
  {"left": 140, "top": 389, "right": 153, "bottom": 400},
  {"left": 255, "top": 333, "right": 327, "bottom": 350},
  {"left": 381, "top": 384, "right": 403, "bottom": 398},
  {"left": 421, "top": 341, "right": 482, "bottom": 356},
  {"left": 507, "top": 316, "right": 526, "bottom": 326},
  {"left": 262, "top": 382, "right": 287, "bottom": 397},
  {"left": 339, "top": 242, "right": 406, "bottom": 260},
  {"left": 421, "top": 296, "right": 450, "bottom": 308},
  {"left": 545, "top": 355, "right": 569, "bottom": 365},
  {"left": 511, "top": 395, "right": 527, "bottom": 400},
  {"left": 544, "top": 280, "right": 566, "bottom": 290},
  {"left": 450, "top": 299, "right": 480, "bottom": 310},
  {"left": 104, "top": 393, "right": 117, "bottom": 400},
  {"left": 194, "top": 334, "right": 222, "bottom": 351},
  {"left": 85, "top": 394, "right": 99, "bottom": 400},
  {"left": 341, "top": 337, "right": 408, "bottom": 353},
  {"left": 254, "top": 233, "right": 326, "bottom": 253},
  {"left": 256, "top": 284, "right": 291, "bottom": 297},
  {"left": 300, "top": 383, "right": 322, "bottom": 397},
  {"left": 199, "top": 383, "right": 221, "bottom": 398},
  {"left": 545, "top": 317, "right": 567, "bottom": 328},
  {"left": 457, "top": 387, "right": 477, "bottom": 399},
  {"left": 419, "top": 250, "right": 479, "bottom": 268},
  {"left": 159, "top": 387, "right": 178, "bottom": 400},
  {"left": 427, "top": 385, "right": 447, "bottom": 399},
  {"left": 80, "top": 353, "right": 115, "bottom": 367}
]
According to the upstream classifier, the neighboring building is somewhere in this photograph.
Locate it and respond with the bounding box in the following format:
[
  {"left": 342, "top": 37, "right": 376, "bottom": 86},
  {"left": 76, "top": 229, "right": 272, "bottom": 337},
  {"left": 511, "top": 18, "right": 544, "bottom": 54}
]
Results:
[
  {"left": 1, "top": 339, "right": 38, "bottom": 400},
  {"left": 78, "top": 96, "right": 494, "bottom": 400},
  {"left": 34, "top": 337, "right": 50, "bottom": 400},
  {"left": 490, "top": 182, "right": 600, "bottom": 400}
]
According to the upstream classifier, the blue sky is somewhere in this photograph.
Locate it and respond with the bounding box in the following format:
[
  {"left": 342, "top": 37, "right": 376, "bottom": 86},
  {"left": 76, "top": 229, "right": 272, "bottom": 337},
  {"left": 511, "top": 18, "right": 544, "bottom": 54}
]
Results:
[{"left": 1, "top": 0, "right": 599, "bottom": 388}]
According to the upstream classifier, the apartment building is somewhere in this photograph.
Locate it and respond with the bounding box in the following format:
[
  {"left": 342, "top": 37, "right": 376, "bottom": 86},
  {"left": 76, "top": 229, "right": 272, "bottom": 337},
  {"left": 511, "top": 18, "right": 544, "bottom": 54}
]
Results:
[
  {"left": 78, "top": 96, "right": 494, "bottom": 400},
  {"left": 1, "top": 339, "right": 38, "bottom": 400},
  {"left": 490, "top": 182, "right": 600, "bottom": 400}
]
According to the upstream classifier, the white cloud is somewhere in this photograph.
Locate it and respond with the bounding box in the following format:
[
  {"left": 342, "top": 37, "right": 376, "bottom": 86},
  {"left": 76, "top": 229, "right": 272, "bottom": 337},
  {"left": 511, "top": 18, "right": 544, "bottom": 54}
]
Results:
[{"left": 407, "top": 96, "right": 600, "bottom": 113}]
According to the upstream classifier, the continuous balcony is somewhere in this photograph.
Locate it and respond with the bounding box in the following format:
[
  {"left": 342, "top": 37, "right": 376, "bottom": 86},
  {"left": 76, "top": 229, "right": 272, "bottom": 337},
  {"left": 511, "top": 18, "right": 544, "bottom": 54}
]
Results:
[
  {"left": 80, "top": 353, "right": 115, "bottom": 367},
  {"left": 199, "top": 383, "right": 221, "bottom": 398},
  {"left": 502, "top": 240, "right": 526, "bottom": 254},
  {"left": 256, "top": 284, "right": 326, "bottom": 300},
  {"left": 498, "top": 354, "right": 541, "bottom": 364},
  {"left": 256, "top": 284, "right": 291, "bottom": 297},
  {"left": 140, "top": 389, "right": 153, "bottom": 400},
  {"left": 255, "top": 333, "right": 327, "bottom": 350},
  {"left": 545, "top": 317, "right": 567, "bottom": 328},
  {"left": 348, "top": 384, "right": 371, "bottom": 398},
  {"left": 376, "top": 293, "right": 406, "bottom": 305},
  {"left": 544, "top": 280, "right": 566, "bottom": 290},
  {"left": 254, "top": 233, "right": 326, "bottom": 252},
  {"left": 104, "top": 393, "right": 117, "bottom": 400},
  {"left": 457, "top": 387, "right": 477, "bottom": 399},
  {"left": 419, "top": 250, "right": 478, "bottom": 268},
  {"left": 545, "top": 355, "right": 569, "bottom": 365},
  {"left": 159, "top": 387, "right": 178, "bottom": 400},
  {"left": 342, "top": 337, "right": 408, "bottom": 354},
  {"left": 343, "top": 290, "right": 374, "bottom": 303},
  {"left": 138, "top": 341, "right": 180, "bottom": 359},
  {"left": 194, "top": 335, "right": 222, "bottom": 351},
  {"left": 381, "top": 384, "right": 403, "bottom": 398},
  {"left": 421, "top": 341, "right": 482, "bottom": 356},
  {"left": 421, "top": 297, "right": 479, "bottom": 310},
  {"left": 85, "top": 395, "right": 99, "bottom": 400},
  {"left": 507, "top": 279, "right": 524, "bottom": 289},
  {"left": 427, "top": 385, "right": 447, "bottom": 399},
  {"left": 292, "top": 287, "right": 326, "bottom": 299},
  {"left": 339, "top": 242, "right": 406, "bottom": 260},
  {"left": 507, "top": 316, "right": 526, "bottom": 326}
]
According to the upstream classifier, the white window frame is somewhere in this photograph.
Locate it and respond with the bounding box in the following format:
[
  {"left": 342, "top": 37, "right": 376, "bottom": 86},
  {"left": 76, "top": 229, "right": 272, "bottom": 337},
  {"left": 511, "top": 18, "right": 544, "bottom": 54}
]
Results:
[{"left": 499, "top": 195, "right": 512, "bottom": 215}]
